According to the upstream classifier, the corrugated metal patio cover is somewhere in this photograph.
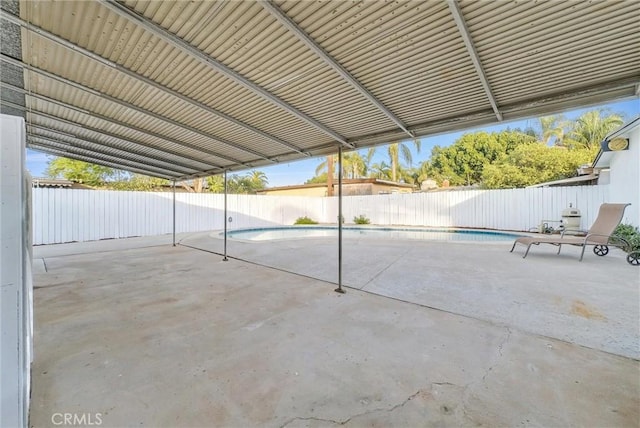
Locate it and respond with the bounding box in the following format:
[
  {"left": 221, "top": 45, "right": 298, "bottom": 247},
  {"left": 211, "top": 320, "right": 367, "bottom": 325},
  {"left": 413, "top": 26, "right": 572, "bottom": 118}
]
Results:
[{"left": 1, "top": 0, "right": 639, "bottom": 179}]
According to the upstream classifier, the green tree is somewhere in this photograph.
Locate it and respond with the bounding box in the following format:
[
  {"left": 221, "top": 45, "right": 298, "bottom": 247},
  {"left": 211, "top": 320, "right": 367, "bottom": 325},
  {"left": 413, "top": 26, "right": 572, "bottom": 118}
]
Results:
[
  {"left": 563, "top": 110, "right": 624, "bottom": 150},
  {"left": 482, "top": 144, "right": 595, "bottom": 189},
  {"left": 425, "top": 130, "right": 536, "bottom": 186},
  {"left": 306, "top": 172, "right": 328, "bottom": 184},
  {"left": 206, "top": 171, "right": 269, "bottom": 194},
  {"left": 108, "top": 174, "right": 169, "bottom": 191},
  {"left": 45, "top": 157, "right": 115, "bottom": 187}
]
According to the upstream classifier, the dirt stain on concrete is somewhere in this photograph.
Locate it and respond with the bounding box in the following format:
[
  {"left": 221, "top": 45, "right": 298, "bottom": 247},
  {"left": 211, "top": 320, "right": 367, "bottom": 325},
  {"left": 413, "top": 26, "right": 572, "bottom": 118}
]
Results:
[{"left": 571, "top": 300, "right": 606, "bottom": 320}]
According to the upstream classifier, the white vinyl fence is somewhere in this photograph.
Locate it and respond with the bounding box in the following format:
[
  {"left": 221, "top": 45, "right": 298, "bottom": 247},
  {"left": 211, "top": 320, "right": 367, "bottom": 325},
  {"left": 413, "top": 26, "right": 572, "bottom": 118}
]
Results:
[
  {"left": 335, "top": 185, "right": 611, "bottom": 232},
  {"left": 32, "top": 185, "right": 610, "bottom": 245}
]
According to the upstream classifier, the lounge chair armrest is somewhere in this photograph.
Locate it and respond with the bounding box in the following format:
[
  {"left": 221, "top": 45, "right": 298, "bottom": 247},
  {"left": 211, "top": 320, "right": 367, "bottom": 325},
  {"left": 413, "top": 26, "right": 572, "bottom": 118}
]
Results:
[{"left": 610, "top": 235, "right": 631, "bottom": 251}]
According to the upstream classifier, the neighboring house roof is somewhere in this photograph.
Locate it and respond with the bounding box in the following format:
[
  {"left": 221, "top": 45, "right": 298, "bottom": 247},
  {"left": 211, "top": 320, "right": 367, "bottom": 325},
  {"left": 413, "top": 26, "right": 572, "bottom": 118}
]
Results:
[
  {"left": 527, "top": 174, "right": 600, "bottom": 188},
  {"left": 593, "top": 117, "right": 640, "bottom": 169},
  {"left": 31, "top": 178, "right": 91, "bottom": 189},
  {"left": 258, "top": 178, "right": 414, "bottom": 193}
]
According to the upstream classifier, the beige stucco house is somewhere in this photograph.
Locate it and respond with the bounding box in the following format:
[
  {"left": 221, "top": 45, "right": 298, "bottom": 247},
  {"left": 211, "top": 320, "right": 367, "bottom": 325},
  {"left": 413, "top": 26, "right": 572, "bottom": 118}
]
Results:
[{"left": 257, "top": 178, "right": 415, "bottom": 197}]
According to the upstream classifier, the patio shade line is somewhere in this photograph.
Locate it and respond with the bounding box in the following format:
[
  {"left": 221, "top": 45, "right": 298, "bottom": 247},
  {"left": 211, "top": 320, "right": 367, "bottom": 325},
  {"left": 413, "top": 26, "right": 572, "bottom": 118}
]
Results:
[
  {"left": 98, "top": 0, "right": 355, "bottom": 149},
  {"left": 0, "top": 10, "right": 310, "bottom": 157},
  {"left": 0, "top": 54, "right": 273, "bottom": 165},
  {"left": 446, "top": 0, "right": 502, "bottom": 121},
  {"left": 28, "top": 142, "right": 176, "bottom": 180},
  {"left": 259, "top": 0, "right": 414, "bottom": 139},
  {"left": 0, "top": 98, "right": 225, "bottom": 172},
  {"left": 27, "top": 124, "right": 195, "bottom": 175}
]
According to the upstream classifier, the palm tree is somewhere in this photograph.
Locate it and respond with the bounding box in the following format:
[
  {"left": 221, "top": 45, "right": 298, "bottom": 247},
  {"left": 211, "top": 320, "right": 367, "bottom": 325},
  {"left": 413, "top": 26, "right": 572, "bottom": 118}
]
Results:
[
  {"left": 386, "top": 139, "right": 421, "bottom": 182},
  {"left": 369, "top": 161, "right": 391, "bottom": 180},
  {"left": 538, "top": 115, "right": 567, "bottom": 145},
  {"left": 206, "top": 175, "right": 224, "bottom": 193},
  {"left": 565, "top": 110, "right": 624, "bottom": 150},
  {"left": 342, "top": 152, "right": 367, "bottom": 178},
  {"left": 247, "top": 170, "right": 268, "bottom": 187},
  {"left": 315, "top": 149, "right": 374, "bottom": 179}
]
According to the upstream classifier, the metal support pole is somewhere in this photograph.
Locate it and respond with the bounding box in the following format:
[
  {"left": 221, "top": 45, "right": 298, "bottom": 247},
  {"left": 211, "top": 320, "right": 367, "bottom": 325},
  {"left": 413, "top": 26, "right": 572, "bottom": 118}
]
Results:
[
  {"left": 223, "top": 171, "right": 228, "bottom": 261},
  {"left": 335, "top": 146, "right": 345, "bottom": 294},
  {"left": 172, "top": 180, "right": 176, "bottom": 246}
]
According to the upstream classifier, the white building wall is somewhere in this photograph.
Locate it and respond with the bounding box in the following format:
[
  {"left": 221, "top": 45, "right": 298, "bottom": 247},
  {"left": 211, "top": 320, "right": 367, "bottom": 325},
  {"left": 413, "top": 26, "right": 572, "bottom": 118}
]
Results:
[{"left": 608, "top": 126, "right": 640, "bottom": 227}]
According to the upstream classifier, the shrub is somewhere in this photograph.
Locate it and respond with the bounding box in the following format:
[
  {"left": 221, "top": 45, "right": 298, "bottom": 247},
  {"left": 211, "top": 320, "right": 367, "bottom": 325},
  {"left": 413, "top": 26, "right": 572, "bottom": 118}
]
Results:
[
  {"left": 294, "top": 216, "right": 318, "bottom": 225},
  {"left": 353, "top": 214, "right": 370, "bottom": 225},
  {"left": 613, "top": 224, "right": 640, "bottom": 252}
]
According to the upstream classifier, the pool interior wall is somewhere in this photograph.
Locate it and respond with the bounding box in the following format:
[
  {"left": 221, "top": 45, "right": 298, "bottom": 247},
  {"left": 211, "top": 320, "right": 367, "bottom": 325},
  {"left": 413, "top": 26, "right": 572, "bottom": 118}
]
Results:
[{"left": 222, "top": 226, "right": 523, "bottom": 242}]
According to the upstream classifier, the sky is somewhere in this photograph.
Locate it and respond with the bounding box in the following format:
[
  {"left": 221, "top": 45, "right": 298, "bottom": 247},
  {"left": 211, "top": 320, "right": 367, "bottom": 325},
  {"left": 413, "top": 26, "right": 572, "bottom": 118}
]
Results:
[{"left": 26, "top": 98, "right": 639, "bottom": 186}]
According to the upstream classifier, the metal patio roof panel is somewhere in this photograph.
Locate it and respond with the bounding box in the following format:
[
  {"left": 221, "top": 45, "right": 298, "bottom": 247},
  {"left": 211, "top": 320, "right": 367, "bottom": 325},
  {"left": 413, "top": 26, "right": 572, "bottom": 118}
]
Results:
[
  {"left": 27, "top": 135, "right": 182, "bottom": 176},
  {"left": 23, "top": 68, "right": 275, "bottom": 165},
  {"left": 26, "top": 114, "right": 215, "bottom": 172},
  {"left": 143, "top": 0, "right": 398, "bottom": 139},
  {"left": 26, "top": 126, "right": 195, "bottom": 175},
  {"left": 25, "top": 33, "right": 313, "bottom": 158},
  {"left": 1, "top": 0, "right": 637, "bottom": 180},
  {"left": 23, "top": 94, "right": 240, "bottom": 171},
  {"left": 459, "top": 0, "right": 640, "bottom": 106},
  {"left": 123, "top": 1, "right": 403, "bottom": 141},
  {"left": 275, "top": 0, "right": 490, "bottom": 127},
  {"left": 22, "top": 0, "right": 322, "bottom": 150},
  {"left": 27, "top": 143, "right": 177, "bottom": 179},
  {"left": 115, "top": 0, "right": 340, "bottom": 148}
]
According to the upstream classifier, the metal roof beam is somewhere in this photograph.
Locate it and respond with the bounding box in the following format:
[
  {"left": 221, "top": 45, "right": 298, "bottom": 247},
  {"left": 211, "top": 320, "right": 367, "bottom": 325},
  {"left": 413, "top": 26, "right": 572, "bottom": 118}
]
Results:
[
  {"left": 99, "top": 0, "right": 354, "bottom": 149},
  {"left": 0, "top": 98, "right": 224, "bottom": 172},
  {"left": 28, "top": 141, "right": 176, "bottom": 179},
  {"left": 259, "top": 0, "right": 414, "bottom": 139},
  {"left": 0, "top": 11, "right": 309, "bottom": 157},
  {"left": 446, "top": 0, "right": 503, "bottom": 121},
  {"left": 0, "top": 54, "right": 268, "bottom": 165},
  {"left": 27, "top": 124, "right": 193, "bottom": 176}
]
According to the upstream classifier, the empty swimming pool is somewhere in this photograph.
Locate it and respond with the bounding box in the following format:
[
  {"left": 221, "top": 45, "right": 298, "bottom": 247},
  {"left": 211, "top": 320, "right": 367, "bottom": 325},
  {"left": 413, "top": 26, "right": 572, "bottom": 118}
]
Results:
[{"left": 222, "top": 226, "right": 521, "bottom": 242}]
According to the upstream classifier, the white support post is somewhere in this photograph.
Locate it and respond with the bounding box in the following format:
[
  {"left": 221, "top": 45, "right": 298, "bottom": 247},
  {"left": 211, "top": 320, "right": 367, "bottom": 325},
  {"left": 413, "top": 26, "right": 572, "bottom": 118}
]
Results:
[{"left": 1, "top": 114, "right": 32, "bottom": 428}]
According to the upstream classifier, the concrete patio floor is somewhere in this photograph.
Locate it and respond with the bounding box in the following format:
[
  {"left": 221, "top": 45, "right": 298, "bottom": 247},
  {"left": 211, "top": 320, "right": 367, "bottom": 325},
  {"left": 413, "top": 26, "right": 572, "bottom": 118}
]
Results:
[{"left": 30, "top": 232, "right": 639, "bottom": 427}]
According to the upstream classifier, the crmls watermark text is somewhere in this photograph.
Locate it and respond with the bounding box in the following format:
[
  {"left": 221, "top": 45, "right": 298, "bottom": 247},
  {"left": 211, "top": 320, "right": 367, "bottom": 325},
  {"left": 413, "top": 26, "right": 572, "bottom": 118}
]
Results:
[{"left": 51, "top": 413, "right": 103, "bottom": 426}]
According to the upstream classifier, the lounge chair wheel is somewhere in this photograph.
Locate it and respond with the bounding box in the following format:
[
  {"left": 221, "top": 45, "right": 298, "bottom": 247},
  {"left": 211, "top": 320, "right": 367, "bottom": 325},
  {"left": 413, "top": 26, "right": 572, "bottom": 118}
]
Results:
[
  {"left": 627, "top": 252, "right": 640, "bottom": 266},
  {"left": 593, "top": 245, "right": 609, "bottom": 256}
]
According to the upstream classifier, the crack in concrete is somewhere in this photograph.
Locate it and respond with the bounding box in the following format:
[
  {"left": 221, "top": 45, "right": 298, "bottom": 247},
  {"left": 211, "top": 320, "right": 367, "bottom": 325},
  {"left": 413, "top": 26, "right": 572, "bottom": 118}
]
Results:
[
  {"left": 279, "top": 389, "right": 424, "bottom": 428},
  {"left": 358, "top": 247, "right": 412, "bottom": 291},
  {"left": 482, "top": 327, "right": 512, "bottom": 382}
]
